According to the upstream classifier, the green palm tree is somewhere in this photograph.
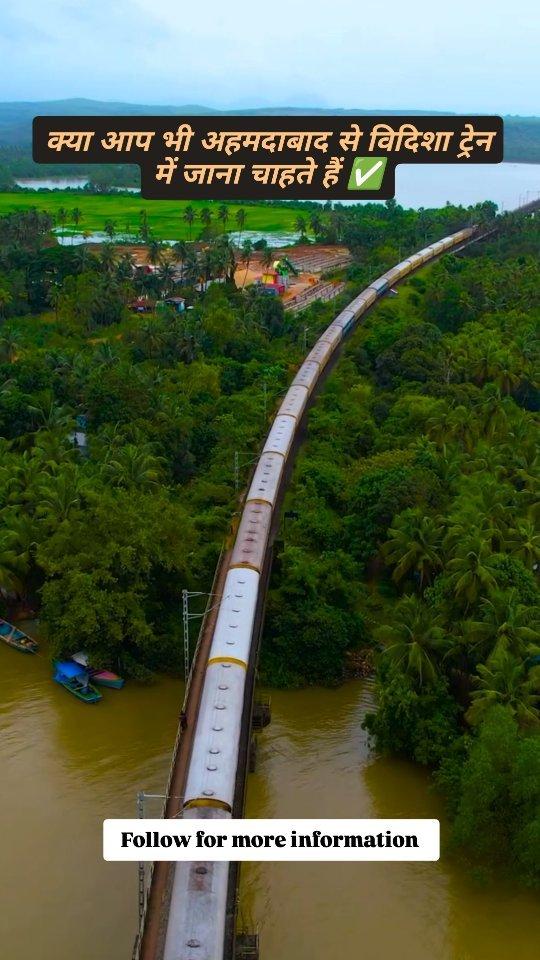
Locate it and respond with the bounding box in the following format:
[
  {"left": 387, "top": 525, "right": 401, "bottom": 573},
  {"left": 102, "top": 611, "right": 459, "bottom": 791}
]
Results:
[
  {"left": 199, "top": 248, "right": 214, "bottom": 283},
  {"left": 147, "top": 239, "right": 164, "bottom": 266},
  {"left": 468, "top": 441, "right": 507, "bottom": 480},
  {"left": 49, "top": 283, "right": 62, "bottom": 320},
  {"left": 182, "top": 250, "right": 201, "bottom": 287},
  {"left": 200, "top": 208, "right": 212, "bottom": 232},
  {"left": 446, "top": 533, "right": 498, "bottom": 607},
  {"left": 466, "top": 655, "right": 540, "bottom": 727},
  {"left": 241, "top": 239, "right": 253, "bottom": 289},
  {"left": 0, "top": 326, "right": 19, "bottom": 362},
  {"left": 93, "top": 342, "right": 120, "bottom": 367},
  {"left": 464, "top": 590, "right": 540, "bottom": 663},
  {"left": 448, "top": 480, "right": 513, "bottom": 553},
  {"left": 103, "top": 444, "right": 164, "bottom": 489},
  {"left": 490, "top": 349, "right": 522, "bottom": 395},
  {"left": 0, "top": 512, "right": 37, "bottom": 578},
  {"left": 474, "top": 386, "right": 510, "bottom": 440},
  {"left": 507, "top": 517, "right": 540, "bottom": 569},
  {"left": 37, "top": 470, "right": 85, "bottom": 524},
  {"left": 132, "top": 321, "right": 167, "bottom": 359},
  {"left": 158, "top": 261, "right": 176, "bottom": 297},
  {"left": 295, "top": 215, "right": 307, "bottom": 239},
  {"left": 470, "top": 341, "right": 500, "bottom": 386},
  {"left": 384, "top": 508, "right": 444, "bottom": 589},
  {"left": 56, "top": 207, "right": 68, "bottom": 240},
  {"left": 235, "top": 208, "right": 247, "bottom": 238},
  {"left": 262, "top": 247, "right": 274, "bottom": 271},
  {"left": 116, "top": 252, "right": 135, "bottom": 281},
  {"left": 139, "top": 209, "right": 150, "bottom": 243},
  {"left": 183, "top": 206, "right": 195, "bottom": 240},
  {"left": 28, "top": 394, "right": 73, "bottom": 433},
  {"left": 99, "top": 243, "right": 118, "bottom": 276},
  {"left": 0, "top": 528, "right": 28, "bottom": 594},
  {"left": 173, "top": 240, "right": 188, "bottom": 281},
  {"left": 71, "top": 207, "right": 83, "bottom": 233},
  {"left": 4, "top": 451, "right": 46, "bottom": 507},
  {"left": 309, "top": 212, "right": 323, "bottom": 237},
  {"left": 376, "top": 595, "right": 449, "bottom": 688},
  {"left": 104, "top": 219, "right": 117, "bottom": 241},
  {"left": 217, "top": 204, "right": 230, "bottom": 233},
  {"left": 0, "top": 287, "right": 14, "bottom": 320},
  {"left": 431, "top": 404, "right": 479, "bottom": 453},
  {"left": 329, "top": 209, "right": 345, "bottom": 241},
  {"left": 510, "top": 448, "right": 538, "bottom": 492},
  {"left": 74, "top": 242, "right": 91, "bottom": 271},
  {"left": 34, "top": 430, "right": 76, "bottom": 468},
  {"left": 213, "top": 236, "right": 237, "bottom": 283}
]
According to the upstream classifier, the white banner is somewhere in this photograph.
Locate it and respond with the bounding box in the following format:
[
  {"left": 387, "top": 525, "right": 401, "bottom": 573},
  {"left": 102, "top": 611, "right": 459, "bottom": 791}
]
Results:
[{"left": 103, "top": 818, "right": 439, "bottom": 861}]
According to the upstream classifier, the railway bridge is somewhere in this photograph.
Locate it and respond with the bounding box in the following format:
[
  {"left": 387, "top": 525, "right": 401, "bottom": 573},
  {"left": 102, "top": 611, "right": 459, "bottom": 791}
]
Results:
[{"left": 134, "top": 201, "right": 539, "bottom": 960}]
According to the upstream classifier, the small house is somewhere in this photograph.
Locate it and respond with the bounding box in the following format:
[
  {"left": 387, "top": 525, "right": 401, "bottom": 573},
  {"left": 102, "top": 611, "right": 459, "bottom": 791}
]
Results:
[{"left": 158, "top": 296, "right": 186, "bottom": 314}]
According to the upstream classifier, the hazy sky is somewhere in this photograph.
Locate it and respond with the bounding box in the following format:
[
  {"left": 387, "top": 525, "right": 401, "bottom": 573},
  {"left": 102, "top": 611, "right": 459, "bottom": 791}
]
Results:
[{"left": 1, "top": 0, "right": 538, "bottom": 113}]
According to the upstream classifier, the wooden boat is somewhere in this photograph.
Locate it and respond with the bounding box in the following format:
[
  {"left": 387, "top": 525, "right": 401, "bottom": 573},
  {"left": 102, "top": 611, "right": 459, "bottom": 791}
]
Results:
[
  {"left": 0, "top": 618, "right": 38, "bottom": 654},
  {"left": 53, "top": 660, "right": 102, "bottom": 704},
  {"left": 91, "top": 669, "right": 125, "bottom": 689},
  {"left": 72, "top": 651, "right": 125, "bottom": 689}
]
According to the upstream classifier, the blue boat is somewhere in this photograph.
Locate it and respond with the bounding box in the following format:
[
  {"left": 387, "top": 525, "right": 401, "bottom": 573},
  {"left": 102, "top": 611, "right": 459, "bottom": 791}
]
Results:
[
  {"left": 0, "top": 618, "right": 38, "bottom": 653},
  {"left": 53, "top": 660, "right": 102, "bottom": 704}
]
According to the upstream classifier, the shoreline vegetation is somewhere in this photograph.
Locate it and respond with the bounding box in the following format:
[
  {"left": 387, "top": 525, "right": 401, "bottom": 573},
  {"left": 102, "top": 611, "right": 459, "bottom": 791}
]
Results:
[{"left": 0, "top": 197, "right": 538, "bottom": 887}]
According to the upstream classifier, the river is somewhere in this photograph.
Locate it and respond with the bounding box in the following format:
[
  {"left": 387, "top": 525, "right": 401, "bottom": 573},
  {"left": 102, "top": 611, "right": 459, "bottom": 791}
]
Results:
[{"left": 1, "top": 636, "right": 539, "bottom": 959}]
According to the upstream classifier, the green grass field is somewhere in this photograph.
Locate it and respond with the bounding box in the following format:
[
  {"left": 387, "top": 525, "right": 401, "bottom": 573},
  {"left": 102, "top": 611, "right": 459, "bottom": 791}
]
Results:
[{"left": 0, "top": 191, "right": 308, "bottom": 241}]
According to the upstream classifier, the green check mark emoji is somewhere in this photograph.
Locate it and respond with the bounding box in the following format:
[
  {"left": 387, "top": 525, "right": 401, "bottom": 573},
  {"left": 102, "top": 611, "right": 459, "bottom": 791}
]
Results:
[{"left": 347, "top": 157, "right": 387, "bottom": 191}]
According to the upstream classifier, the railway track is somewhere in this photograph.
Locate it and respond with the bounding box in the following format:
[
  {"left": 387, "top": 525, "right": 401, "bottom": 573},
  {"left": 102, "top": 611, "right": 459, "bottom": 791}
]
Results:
[{"left": 135, "top": 207, "right": 539, "bottom": 960}]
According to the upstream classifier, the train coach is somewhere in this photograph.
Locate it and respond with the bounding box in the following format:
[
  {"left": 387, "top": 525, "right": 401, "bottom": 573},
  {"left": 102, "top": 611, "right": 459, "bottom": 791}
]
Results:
[{"left": 159, "top": 225, "right": 477, "bottom": 960}]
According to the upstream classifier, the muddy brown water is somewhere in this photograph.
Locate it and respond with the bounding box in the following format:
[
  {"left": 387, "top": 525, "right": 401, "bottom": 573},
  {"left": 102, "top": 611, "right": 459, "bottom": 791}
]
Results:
[{"left": 1, "top": 634, "right": 538, "bottom": 959}]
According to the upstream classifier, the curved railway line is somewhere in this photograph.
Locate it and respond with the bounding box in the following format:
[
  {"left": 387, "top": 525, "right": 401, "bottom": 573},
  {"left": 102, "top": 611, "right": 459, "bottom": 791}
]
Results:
[{"left": 134, "top": 215, "right": 534, "bottom": 960}]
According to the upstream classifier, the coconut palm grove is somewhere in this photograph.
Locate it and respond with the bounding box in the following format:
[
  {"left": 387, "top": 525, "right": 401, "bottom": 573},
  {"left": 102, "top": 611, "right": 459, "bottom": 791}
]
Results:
[{"left": 0, "top": 199, "right": 539, "bottom": 886}]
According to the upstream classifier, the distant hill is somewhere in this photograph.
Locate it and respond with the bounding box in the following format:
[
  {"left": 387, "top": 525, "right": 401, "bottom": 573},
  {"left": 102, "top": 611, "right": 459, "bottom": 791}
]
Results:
[
  {"left": 0, "top": 99, "right": 218, "bottom": 144},
  {"left": 0, "top": 98, "right": 538, "bottom": 161}
]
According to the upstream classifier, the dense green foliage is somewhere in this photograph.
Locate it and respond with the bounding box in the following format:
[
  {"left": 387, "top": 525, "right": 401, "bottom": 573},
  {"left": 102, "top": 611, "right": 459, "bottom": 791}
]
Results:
[
  {"left": 261, "top": 213, "right": 539, "bottom": 882},
  {"left": 1, "top": 200, "right": 537, "bottom": 881},
  {"left": 0, "top": 200, "right": 498, "bottom": 677},
  {"left": 0, "top": 211, "right": 313, "bottom": 673},
  {"left": 435, "top": 706, "right": 540, "bottom": 885},
  {"left": 2, "top": 199, "right": 458, "bottom": 667}
]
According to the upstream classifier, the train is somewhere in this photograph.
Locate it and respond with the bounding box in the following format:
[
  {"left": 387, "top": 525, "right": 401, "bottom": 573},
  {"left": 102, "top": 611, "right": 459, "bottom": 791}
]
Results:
[{"left": 162, "top": 226, "right": 475, "bottom": 960}]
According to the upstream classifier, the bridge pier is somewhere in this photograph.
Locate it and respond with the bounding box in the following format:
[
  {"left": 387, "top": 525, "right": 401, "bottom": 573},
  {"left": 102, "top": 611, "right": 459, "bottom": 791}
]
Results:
[
  {"left": 235, "top": 932, "right": 260, "bottom": 960},
  {"left": 252, "top": 698, "right": 271, "bottom": 729}
]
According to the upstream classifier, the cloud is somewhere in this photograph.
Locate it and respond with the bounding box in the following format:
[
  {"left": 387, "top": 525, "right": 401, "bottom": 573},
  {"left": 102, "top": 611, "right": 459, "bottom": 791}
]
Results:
[{"left": 0, "top": 0, "right": 538, "bottom": 113}]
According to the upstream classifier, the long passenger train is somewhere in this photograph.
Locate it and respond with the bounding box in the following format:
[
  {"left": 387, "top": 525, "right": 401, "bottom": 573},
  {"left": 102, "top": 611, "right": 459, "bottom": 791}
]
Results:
[{"left": 162, "top": 227, "right": 475, "bottom": 960}]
